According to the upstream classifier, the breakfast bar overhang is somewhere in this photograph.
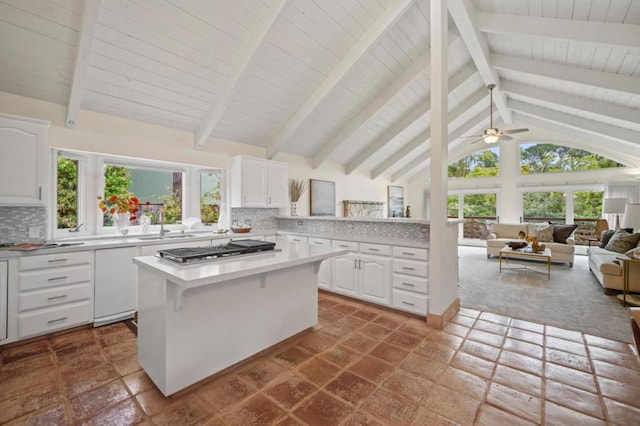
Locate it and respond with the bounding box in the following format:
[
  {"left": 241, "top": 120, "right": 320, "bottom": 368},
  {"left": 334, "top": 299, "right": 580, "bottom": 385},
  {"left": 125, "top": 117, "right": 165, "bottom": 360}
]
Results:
[{"left": 133, "top": 242, "right": 347, "bottom": 396}]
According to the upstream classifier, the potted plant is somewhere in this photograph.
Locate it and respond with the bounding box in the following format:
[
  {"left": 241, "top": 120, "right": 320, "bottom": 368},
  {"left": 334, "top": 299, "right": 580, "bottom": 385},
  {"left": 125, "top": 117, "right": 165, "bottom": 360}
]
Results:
[{"left": 288, "top": 179, "right": 308, "bottom": 216}]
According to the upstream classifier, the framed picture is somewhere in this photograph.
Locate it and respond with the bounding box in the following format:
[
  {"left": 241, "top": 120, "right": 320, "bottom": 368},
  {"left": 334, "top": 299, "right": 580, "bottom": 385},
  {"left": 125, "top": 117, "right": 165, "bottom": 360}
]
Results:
[
  {"left": 388, "top": 185, "right": 404, "bottom": 217},
  {"left": 310, "top": 179, "right": 335, "bottom": 216}
]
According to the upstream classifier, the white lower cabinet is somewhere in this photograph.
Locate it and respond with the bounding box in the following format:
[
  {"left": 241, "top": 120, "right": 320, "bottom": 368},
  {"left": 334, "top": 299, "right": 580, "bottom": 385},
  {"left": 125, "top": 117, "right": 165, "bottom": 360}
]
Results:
[
  {"left": 392, "top": 246, "right": 428, "bottom": 315},
  {"left": 94, "top": 246, "right": 139, "bottom": 326},
  {"left": 308, "top": 237, "right": 331, "bottom": 289},
  {"left": 359, "top": 253, "right": 391, "bottom": 305},
  {"left": 285, "top": 234, "right": 307, "bottom": 244},
  {"left": 16, "top": 251, "right": 93, "bottom": 339}
]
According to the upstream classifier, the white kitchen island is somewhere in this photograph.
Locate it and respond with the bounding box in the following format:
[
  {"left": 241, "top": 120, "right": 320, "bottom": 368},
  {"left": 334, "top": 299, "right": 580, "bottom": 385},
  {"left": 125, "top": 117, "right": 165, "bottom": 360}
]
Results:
[{"left": 132, "top": 242, "right": 347, "bottom": 396}]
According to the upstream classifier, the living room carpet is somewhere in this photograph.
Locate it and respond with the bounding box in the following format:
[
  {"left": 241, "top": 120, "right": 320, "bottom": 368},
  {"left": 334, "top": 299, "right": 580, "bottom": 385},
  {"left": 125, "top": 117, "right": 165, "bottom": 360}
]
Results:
[{"left": 458, "top": 245, "right": 633, "bottom": 343}]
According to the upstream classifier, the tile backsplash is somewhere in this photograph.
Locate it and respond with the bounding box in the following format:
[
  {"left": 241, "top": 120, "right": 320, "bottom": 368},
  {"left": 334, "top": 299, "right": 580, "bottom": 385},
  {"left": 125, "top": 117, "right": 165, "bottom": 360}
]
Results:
[
  {"left": 0, "top": 206, "right": 46, "bottom": 243},
  {"left": 230, "top": 208, "right": 279, "bottom": 230}
]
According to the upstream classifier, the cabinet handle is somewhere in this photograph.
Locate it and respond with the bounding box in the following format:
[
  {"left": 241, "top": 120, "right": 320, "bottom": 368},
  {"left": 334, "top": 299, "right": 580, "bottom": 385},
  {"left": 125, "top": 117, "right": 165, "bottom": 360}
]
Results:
[
  {"left": 354, "top": 261, "right": 357, "bottom": 269},
  {"left": 402, "top": 301, "right": 415, "bottom": 306},
  {"left": 47, "top": 317, "right": 68, "bottom": 324},
  {"left": 48, "top": 276, "right": 67, "bottom": 282},
  {"left": 48, "top": 258, "right": 68, "bottom": 263},
  {"left": 402, "top": 267, "right": 415, "bottom": 271},
  {"left": 47, "top": 294, "right": 68, "bottom": 301},
  {"left": 339, "top": 245, "right": 348, "bottom": 248},
  {"left": 358, "top": 259, "right": 362, "bottom": 269},
  {"left": 402, "top": 282, "right": 415, "bottom": 287},
  {"left": 402, "top": 252, "right": 415, "bottom": 256},
  {"left": 368, "top": 248, "right": 379, "bottom": 252},
  {"left": 39, "top": 186, "right": 42, "bottom": 200},
  {"left": 314, "top": 242, "right": 322, "bottom": 245}
]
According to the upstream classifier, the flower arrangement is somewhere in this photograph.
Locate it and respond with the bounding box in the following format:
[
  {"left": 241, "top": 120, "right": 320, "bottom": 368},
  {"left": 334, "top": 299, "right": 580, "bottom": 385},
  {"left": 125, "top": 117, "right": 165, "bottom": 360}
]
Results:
[
  {"left": 97, "top": 194, "right": 145, "bottom": 220},
  {"left": 288, "top": 179, "right": 308, "bottom": 202}
]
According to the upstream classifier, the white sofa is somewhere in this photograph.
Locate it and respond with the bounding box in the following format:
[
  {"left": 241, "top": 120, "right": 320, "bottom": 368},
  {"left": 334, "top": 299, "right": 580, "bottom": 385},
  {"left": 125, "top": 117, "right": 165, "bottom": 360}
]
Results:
[
  {"left": 587, "top": 247, "right": 640, "bottom": 293},
  {"left": 486, "top": 222, "right": 576, "bottom": 267}
]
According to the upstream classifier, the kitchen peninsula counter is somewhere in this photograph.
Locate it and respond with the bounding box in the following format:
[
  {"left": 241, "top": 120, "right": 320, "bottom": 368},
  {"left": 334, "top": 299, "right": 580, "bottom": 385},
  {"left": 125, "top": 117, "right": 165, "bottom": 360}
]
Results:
[{"left": 133, "top": 242, "right": 347, "bottom": 396}]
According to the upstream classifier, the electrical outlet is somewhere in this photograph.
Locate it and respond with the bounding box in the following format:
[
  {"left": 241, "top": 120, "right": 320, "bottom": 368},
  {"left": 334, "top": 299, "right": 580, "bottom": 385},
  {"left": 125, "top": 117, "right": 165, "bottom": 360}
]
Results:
[{"left": 29, "top": 226, "right": 41, "bottom": 238}]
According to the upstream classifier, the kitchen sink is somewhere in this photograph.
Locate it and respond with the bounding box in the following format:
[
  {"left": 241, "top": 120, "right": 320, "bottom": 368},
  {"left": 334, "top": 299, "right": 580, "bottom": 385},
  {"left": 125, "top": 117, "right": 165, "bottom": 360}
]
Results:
[{"left": 166, "top": 234, "right": 196, "bottom": 239}]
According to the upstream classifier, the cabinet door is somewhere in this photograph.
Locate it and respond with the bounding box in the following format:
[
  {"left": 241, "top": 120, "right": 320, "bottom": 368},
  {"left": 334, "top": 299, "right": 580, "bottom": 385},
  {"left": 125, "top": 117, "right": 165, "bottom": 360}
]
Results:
[
  {"left": 332, "top": 254, "right": 358, "bottom": 296},
  {"left": 0, "top": 261, "right": 7, "bottom": 341},
  {"left": 308, "top": 237, "right": 331, "bottom": 289},
  {"left": 94, "top": 246, "right": 139, "bottom": 323},
  {"left": 267, "top": 162, "right": 288, "bottom": 206},
  {"left": 0, "top": 115, "right": 49, "bottom": 205},
  {"left": 241, "top": 158, "right": 268, "bottom": 206},
  {"left": 359, "top": 254, "right": 391, "bottom": 305}
]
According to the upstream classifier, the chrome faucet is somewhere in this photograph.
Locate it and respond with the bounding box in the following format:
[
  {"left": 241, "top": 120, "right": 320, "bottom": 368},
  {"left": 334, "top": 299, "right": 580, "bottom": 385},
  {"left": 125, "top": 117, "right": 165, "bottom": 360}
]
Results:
[{"left": 159, "top": 208, "right": 167, "bottom": 237}]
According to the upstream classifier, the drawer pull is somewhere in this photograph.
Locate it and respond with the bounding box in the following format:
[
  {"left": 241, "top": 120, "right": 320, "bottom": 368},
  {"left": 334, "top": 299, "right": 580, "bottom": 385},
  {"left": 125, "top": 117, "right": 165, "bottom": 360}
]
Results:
[
  {"left": 48, "top": 276, "right": 68, "bottom": 282},
  {"left": 47, "top": 294, "right": 68, "bottom": 301},
  {"left": 47, "top": 317, "right": 68, "bottom": 324},
  {"left": 402, "top": 282, "right": 415, "bottom": 287},
  {"left": 339, "top": 245, "right": 349, "bottom": 248},
  {"left": 402, "top": 267, "right": 415, "bottom": 271},
  {"left": 403, "top": 252, "right": 415, "bottom": 256},
  {"left": 368, "top": 248, "right": 379, "bottom": 251},
  {"left": 314, "top": 242, "right": 322, "bottom": 245},
  {"left": 48, "top": 258, "right": 68, "bottom": 263},
  {"left": 402, "top": 301, "right": 415, "bottom": 306}
]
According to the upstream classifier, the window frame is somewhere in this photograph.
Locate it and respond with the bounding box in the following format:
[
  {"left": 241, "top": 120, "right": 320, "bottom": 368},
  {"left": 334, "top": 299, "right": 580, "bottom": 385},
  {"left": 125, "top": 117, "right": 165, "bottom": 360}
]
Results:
[{"left": 52, "top": 150, "right": 88, "bottom": 239}]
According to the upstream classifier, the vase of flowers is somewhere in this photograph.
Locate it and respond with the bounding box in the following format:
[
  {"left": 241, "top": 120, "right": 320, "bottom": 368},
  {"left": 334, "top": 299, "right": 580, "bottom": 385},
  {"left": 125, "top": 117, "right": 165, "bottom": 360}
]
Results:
[
  {"left": 97, "top": 194, "right": 144, "bottom": 235},
  {"left": 288, "top": 179, "right": 308, "bottom": 216}
]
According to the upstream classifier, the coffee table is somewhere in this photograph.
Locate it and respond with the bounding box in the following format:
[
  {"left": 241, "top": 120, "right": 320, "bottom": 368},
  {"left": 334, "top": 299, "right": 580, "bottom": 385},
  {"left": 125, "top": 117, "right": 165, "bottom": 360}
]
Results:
[{"left": 499, "top": 246, "right": 552, "bottom": 279}]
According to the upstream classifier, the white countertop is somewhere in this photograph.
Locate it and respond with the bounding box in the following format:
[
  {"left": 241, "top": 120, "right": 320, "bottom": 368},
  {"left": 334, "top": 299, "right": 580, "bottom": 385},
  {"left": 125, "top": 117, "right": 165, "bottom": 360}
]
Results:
[
  {"left": 133, "top": 242, "right": 348, "bottom": 289},
  {"left": 277, "top": 216, "right": 430, "bottom": 225}
]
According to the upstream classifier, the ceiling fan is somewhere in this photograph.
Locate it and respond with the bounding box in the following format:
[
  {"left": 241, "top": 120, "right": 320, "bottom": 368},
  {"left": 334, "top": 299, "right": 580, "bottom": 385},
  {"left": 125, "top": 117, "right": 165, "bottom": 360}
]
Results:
[{"left": 465, "top": 84, "right": 529, "bottom": 144}]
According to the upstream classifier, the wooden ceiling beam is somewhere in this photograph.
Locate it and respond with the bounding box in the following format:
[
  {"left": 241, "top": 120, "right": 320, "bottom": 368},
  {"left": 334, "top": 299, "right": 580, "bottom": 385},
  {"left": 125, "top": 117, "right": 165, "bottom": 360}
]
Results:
[
  {"left": 492, "top": 53, "right": 640, "bottom": 97},
  {"left": 448, "top": 0, "right": 511, "bottom": 125},
  {"left": 345, "top": 63, "right": 477, "bottom": 175},
  {"left": 65, "top": 0, "right": 102, "bottom": 128},
  {"left": 265, "top": 0, "right": 415, "bottom": 159},
  {"left": 194, "top": 0, "right": 290, "bottom": 149},
  {"left": 477, "top": 12, "right": 640, "bottom": 52}
]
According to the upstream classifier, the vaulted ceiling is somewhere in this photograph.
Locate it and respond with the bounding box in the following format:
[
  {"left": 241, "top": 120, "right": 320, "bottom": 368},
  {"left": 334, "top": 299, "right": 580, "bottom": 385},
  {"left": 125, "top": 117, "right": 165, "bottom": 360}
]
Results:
[{"left": 1, "top": 0, "right": 639, "bottom": 182}]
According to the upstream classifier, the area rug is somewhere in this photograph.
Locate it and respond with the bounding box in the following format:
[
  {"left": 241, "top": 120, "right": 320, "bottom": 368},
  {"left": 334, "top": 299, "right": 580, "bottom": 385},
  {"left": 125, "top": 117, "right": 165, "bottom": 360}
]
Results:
[{"left": 458, "top": 245, "right": 632, "bottom": 343}]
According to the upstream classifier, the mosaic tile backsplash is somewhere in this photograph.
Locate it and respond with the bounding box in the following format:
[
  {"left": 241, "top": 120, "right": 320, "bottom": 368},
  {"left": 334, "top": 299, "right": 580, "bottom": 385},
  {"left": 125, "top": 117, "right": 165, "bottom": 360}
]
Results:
[
  {"left": 0, "top": 206, "right": 46, "bottom": 243},
  {"left": 276, "top": 217, "right": 429, "bottom": 242},
  {"left": 231, "top": 208, "right": 279, "bottom": 230}
]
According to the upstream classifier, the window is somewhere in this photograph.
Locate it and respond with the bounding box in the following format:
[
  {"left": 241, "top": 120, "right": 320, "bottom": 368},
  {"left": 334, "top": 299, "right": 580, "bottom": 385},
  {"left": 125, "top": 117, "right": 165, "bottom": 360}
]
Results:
[
  {"left": 523, "top": 191, "right": 566, "bottom": 223},
  {"left": 448, "top": 148, "right": 499, "bottom": 178},
  {"left": 102, "top": 162, "right": 183, "bottom": 227},
  {"left": 520, "top": 143, "right": 623, "bottom": 174},
  {"left": 54, "top": 151, "right": 87, "bottom": 237},
  {"left": 448, "top": 192, "right": 497, "bottom": 240},
  {"left": 200, "top": 171, "right": 221, "bottom": 224}
]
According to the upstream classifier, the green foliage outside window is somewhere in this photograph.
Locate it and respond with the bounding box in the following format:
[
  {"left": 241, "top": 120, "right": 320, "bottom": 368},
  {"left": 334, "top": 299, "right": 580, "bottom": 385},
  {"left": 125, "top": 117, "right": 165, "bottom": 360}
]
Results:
[
  {"left": 523, "top": 192, "right": 566, "bottom": 221},
  {"left": 447, "top": 195, "right": 458, "bottom": 216},
  {"left": 57, "top": 156, "right": 78, "bottom": 229},
  {"left": 464, "top": 193, "right": 496, "bottom": 217},
  {"left": 574, "top": 191, "right": 604, "bottom": 218},
  {"left": 520, "top": 144, "right": 623, "bottom": 174},
  {"left": 448, "top": 149, "right": 499, "bottom": 178}
]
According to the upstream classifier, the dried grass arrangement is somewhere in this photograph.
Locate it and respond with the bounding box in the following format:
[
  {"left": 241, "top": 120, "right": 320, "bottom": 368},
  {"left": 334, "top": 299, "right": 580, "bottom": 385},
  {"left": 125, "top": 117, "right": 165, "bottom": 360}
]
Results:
[{"left": 288, "top": 178, "right": 308, "bottom": 202}]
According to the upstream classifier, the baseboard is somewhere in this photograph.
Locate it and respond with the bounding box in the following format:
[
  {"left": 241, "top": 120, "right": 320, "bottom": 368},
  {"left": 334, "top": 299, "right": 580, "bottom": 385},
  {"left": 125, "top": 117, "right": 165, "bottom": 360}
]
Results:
[{"left": 426, "top": 298, "right": 460, "bottom": 329}]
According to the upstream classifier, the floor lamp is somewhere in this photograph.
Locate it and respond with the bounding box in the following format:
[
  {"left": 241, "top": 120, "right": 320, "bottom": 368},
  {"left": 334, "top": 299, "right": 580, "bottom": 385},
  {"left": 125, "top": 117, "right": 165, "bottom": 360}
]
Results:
[
  {"left": 622, "top": 203, "right": 640, "bottom": 233},
  {"left": 603, "top": 198, "right": 628, "bottom": 230}
]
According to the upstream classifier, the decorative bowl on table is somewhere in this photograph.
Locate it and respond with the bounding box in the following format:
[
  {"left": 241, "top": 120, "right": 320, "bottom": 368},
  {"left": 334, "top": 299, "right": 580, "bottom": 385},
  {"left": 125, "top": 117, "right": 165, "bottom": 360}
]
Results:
[
  {"left": 231, "top": 226, "right": 252, "bottom": 233},
  {"left": 508, "top": 241, "right": 527, "bottom": 249}
]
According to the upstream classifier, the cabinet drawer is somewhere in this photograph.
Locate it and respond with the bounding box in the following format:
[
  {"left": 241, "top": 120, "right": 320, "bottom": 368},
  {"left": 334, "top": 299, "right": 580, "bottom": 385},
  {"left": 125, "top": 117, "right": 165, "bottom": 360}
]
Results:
[
  {"left": 393, "top": 274, "right": 428, "bottom": 294},
  {"left": 360, "top": 243, "right": 391, "bottom": 256},
  {"left": 332, "top": 240, "right": 358, "bottom": 252},
  {"left": 19, "top": 251, "right": 92, "bottom": 271},
  {"left": 18, "top": 301, "right": 92, "bottom": 339},
  {"left": 18, "top": 265, "right": 92, "bottom": 292},
  {"left": 18, "top": 283, "right": 91, "bottom": 312},
  {"left": 308, "top": 237, "right": 330, "bottom": 246},
  {"left": 286, "top": 235, "right": 307, "bottom": 243},
  {"left": 392, "top": 289, "right": 427, "bottom": 315},
  {"left": 393, "top": 246, "right": 427, "bottom": 260},
  {"left": 393, "top": 258, "right": 428, "bottom": 277}
]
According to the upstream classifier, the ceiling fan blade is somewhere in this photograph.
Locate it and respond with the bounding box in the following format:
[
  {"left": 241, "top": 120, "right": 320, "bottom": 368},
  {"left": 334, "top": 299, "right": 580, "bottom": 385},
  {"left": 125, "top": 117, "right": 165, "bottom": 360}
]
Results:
[
  {"left": 470, "top": 138, "right": 484, "bottom": 144},
  {"left": 499, "top": 135, "right": 513, "bottom": 141},
  {"left": 460, "top": 134, "right": 483, "bottom": 139},
  {"left": 502, "top": 128, "right": 529, "bottom": 135}
]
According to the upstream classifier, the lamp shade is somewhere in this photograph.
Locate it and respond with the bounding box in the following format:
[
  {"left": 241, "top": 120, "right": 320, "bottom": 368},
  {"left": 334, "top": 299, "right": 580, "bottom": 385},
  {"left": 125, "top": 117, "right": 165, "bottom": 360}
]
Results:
[
  {"left": 622, "top": 203, "right": 640, "bottom": 232},
  {"left": 603, "top": 197, "right": 628, "bottom": 214}
]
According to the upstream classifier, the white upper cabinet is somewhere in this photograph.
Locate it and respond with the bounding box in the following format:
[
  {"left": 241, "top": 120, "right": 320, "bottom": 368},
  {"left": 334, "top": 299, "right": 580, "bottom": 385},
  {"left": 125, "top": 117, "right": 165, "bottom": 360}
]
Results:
[
  {"left": 0, "top": 114, "right": 50, "bottom": 205},
  {"left": 230, "top": 156, "right": 288, "bottom": 208}
]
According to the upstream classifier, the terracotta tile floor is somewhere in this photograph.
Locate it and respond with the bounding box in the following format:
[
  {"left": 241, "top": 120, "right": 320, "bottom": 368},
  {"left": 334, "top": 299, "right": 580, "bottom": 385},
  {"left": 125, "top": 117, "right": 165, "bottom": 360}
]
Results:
[{"left": 2, "top": 292, "right": 640, "bottom": 425}]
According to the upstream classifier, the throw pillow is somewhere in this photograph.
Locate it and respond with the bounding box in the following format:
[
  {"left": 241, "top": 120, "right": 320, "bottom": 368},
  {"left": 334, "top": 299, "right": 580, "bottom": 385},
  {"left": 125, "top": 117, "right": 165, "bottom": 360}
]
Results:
[
  {"left": 599, "top": 230, "right": 616, "bottom": 248},
  {"left": 626, "top": 247, "right": 640, "bottom": 260},
  {"left": 553, "top": 224, "right": 578, "bottom": 244},
  {"left": 604, "top": 231, "right": 640, "bottom": 254},
  {"left": 535, "top": 224, "right": 554, "bottom": 242}
]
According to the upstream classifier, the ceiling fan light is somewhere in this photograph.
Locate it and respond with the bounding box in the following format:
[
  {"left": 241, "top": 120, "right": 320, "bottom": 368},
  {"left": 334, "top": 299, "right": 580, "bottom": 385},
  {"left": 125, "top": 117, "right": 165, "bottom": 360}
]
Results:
[{"left": 484, "top": 135, "right": 500, "bottom": 144}]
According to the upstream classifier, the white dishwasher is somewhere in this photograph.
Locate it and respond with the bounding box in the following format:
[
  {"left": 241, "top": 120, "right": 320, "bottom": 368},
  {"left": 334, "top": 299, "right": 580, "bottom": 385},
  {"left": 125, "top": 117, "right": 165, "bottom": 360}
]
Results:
[{"left": 94, "top": 246, "right": 138, "bottom": 326}]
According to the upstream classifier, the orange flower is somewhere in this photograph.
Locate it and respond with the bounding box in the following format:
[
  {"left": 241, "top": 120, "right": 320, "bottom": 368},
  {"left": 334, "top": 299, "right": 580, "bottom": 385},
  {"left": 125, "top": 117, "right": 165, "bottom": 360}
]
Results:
[{"left": 98, "top": 194, "right": 143, "bottom": 216}]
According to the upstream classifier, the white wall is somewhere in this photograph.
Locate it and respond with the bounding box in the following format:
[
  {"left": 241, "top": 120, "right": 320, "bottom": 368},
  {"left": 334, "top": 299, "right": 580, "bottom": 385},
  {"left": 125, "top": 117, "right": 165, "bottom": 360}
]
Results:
[{"left": 0, "top": 92, "right": 408, "bottom": 217}]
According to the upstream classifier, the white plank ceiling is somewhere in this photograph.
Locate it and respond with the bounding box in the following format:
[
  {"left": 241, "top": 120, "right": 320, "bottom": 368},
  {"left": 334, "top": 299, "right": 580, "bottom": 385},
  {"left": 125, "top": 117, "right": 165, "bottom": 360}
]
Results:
[{"left": 0, "top": 0, "right": 639, "bottom": 181}]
